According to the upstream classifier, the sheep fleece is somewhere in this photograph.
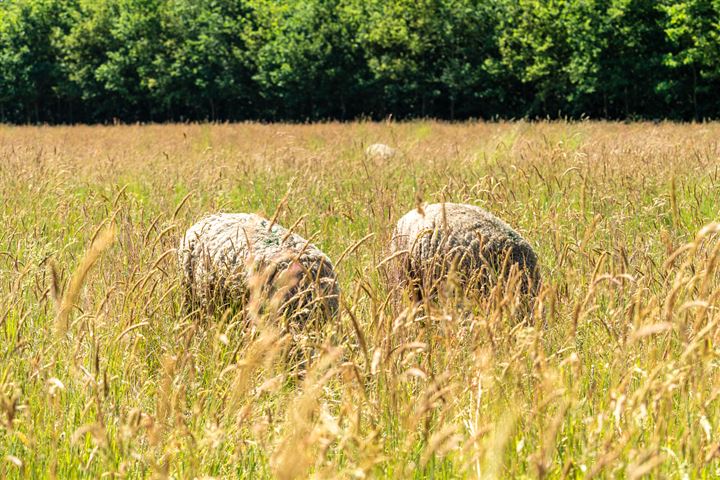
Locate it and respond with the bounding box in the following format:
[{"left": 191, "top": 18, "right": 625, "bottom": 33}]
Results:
[
  {"left": 390, "top": 203, "right": 539, "bottom": 294},
  {"left": 178, "top": 213, "right": 339, "bottom": 315},
  {"left": 365, "top": 143, "right": 396, "bottom": 159}
]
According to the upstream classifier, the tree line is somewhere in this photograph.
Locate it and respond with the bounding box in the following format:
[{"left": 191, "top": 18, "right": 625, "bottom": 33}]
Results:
[{"left": 1, "top": 0, "right": 719, "bottom": 123}]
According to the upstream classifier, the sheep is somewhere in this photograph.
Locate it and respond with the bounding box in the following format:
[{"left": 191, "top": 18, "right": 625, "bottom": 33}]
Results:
[
  {"left": 389, "top": 203, "right": 539, "bottom": 302},
  {"left": 178, "top": 213, "right": 339, "bottom": 322},
  {"left": 365, "top": 143, "right": 396, "bottom": 160}
]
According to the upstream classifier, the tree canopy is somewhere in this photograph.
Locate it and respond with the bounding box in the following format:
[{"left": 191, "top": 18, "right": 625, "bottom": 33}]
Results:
[{"left": 1, "top": 0, "right": 719, "bottom": 123}]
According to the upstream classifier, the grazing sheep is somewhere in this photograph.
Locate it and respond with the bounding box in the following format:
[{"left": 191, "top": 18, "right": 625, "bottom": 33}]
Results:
[
  {"left": 389, "top": 203, "right": 539, "bottom": 301},
  {"left": 178, "top": 213, "right": 339, "bottom": 321},
  {"left": 365, "top": 143, "right": 396, "bottom": 160}
]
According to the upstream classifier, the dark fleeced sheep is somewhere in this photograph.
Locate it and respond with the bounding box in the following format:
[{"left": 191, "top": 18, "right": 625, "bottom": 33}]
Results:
[
  {"left": 178, "top": 213, "right": 339, "bottom": 320},
  {"left": 390, "top": 203, "right": 539, "bottom": 300}
]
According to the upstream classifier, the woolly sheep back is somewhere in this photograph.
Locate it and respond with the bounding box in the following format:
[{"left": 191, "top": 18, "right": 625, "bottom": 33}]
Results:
[
  {"left": 178, "top": 213, "right": 339, "bottom": 320},
  {"left": 390, "top": 203, "right": 539, "bottom": 299},
  {"left": 365, "top": 143, "right": 396, "bottom": 160}
]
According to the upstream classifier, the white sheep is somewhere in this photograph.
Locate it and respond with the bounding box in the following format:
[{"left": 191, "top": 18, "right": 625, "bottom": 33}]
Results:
[
  {"left": 365, "top": 143, "right": 396, "bottom": 160},
  {"left": 178, "top": 213, "right": 339, "bottom": 320},
  {"left": 389, "top": 203, "right": 539, "bottom": 300}
]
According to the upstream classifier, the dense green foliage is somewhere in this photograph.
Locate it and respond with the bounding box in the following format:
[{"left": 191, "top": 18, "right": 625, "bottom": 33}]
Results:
[{"left": 1, "top": 0, "right": 719, "bottom": 122}]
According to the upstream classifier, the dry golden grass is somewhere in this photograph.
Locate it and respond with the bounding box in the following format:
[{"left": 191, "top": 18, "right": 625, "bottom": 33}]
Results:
[{"left": 1, "top": 121, "right": 720, "bottom": 478}]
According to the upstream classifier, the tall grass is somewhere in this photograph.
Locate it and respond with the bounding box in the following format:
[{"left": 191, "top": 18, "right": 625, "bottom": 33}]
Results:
[{"left": 2, "top": 121, "right": 720, "bottom": 478}]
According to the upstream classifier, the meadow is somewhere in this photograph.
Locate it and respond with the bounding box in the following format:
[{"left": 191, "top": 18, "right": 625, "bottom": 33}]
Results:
[{"left": 1, "top": 121, "right": 720, "bottom": 478}]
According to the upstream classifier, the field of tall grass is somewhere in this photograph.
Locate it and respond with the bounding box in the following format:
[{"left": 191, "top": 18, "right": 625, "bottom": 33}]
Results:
[{"left": 2, "top": 121, "right": 720, "bottom": 478}]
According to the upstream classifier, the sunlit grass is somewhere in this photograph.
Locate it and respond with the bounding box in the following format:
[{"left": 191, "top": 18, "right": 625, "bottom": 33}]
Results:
[{"left": 1, "top": 121, "right": 720, "bottom": 478}]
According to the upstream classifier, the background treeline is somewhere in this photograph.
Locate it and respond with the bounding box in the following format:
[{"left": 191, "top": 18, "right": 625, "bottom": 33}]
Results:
[{"left": 1, "top": 0, "right": 719, "bottom": 123}]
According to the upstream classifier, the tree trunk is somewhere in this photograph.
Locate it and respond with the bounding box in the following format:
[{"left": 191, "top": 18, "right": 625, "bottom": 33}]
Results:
[{"left": 692, "top": 65, "right": 698, "bottom": 121}]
